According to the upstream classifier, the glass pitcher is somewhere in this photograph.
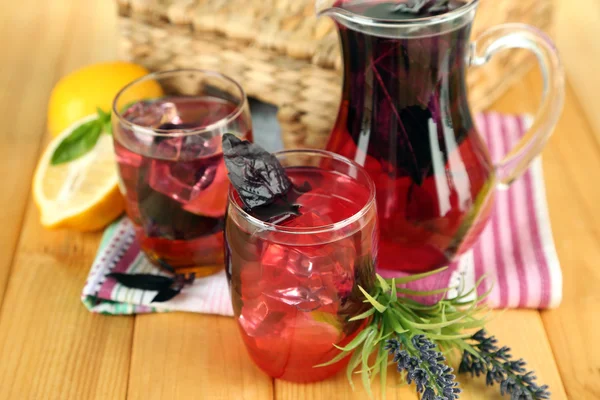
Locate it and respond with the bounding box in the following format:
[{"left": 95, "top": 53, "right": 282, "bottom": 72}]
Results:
[{"left": 317, "top": 0, "right": 564, "bottom": 273}]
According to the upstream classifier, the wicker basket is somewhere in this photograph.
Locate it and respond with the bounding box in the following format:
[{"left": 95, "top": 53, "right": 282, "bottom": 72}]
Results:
[{"left": 116, "top": 0, "right": 553, "bottom": 149}]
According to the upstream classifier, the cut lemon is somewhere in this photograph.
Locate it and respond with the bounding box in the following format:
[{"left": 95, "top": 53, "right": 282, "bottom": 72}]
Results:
[
  {"left": 33, "top": 115, "right": 125, "bottom": 231},
  {"left": 47, "top": 61, "right": 163, "bottom": 137}
]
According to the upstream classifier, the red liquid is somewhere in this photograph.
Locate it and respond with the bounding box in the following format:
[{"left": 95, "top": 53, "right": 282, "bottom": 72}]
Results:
[
  {"left": 225, "top": 167, "right": 377, "bottom": 382},
  {"left": 327, "top": 1, "right": 494, "bottom": 273},
  {"left": 114, "top": 96, "right": 252, "bottom": 274}
]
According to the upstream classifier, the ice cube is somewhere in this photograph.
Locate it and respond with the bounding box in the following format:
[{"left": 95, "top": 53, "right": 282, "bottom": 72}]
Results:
[
  {"left": 151, "top": 136, "right": 184, "bottom": 160},
  {"left": 238, "top": 298, "right": 287, "bottom": 338},
  {"left": 259, "top": 238, "right": 357, "bottom": 312},
  {"left": 125, "top": 101, "right": 182, "bottom": 128},
  {"left": 148, "top": 156, "right": 220, "bottom": 204},
  {"left": 181, "top": 134, "right": 221, "bottom": 160}
]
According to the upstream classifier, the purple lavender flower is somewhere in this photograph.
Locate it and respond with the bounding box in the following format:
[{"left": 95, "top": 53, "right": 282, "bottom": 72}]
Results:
[
  {"left": 459, "top": 329, "right": 551, "bottom": 400},
  {"left": 386, "top": 335, "right": 461, "bottom": 400}
]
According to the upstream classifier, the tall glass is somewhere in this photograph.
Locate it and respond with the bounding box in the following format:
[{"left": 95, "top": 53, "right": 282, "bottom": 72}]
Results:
[
  {"left": 112, "top": 69, "right": 252, "bottom": 276},
  {"left": 225, "top": 150, "right": 378, "bottom": 382}
]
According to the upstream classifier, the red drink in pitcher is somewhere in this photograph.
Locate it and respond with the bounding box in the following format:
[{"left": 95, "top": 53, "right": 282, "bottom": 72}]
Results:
[{"left": 319, "top": 0, "right": 563, "bottom": 273}]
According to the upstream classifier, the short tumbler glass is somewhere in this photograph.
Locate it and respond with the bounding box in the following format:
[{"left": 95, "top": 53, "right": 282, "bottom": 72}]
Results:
[
  {"left": 112, "top": 69, "right": 252, "bottom": 277},
  {"left": 225, "top": 150, "right": 378, "bottom": 382}
]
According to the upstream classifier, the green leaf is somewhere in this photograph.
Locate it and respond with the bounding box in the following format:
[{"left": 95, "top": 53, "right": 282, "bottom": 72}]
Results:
[
  {"left": 348, "top": 307, "right": 376, "bottom": 322},
  {"left": 426, "top": 332, "right": 475, "bottom": 340},
  {"left": 389, "top": 278, "right": 397, "bottom": 303},
  {"left": 358, "top": 286, "right": 387, "bottom": 313},
  {"left": 346, "top": 345, "right": 363, "bottom": 390},
  {"left": 329, "top": 327, "right": 372, "bottom": 353},
  {"left": 361, "top": 330, "right": 376, "bottom": 398},
  {"left": 375, "top": 274, "right": 390, "bottom": 292},
  {"left": 97, "top": 107, "right": 110, "bottom": 122},
  {"left": 374, "top": 330, "right": 395, "bottom": 345},
  {"left": 399, "top": 313, "right": 469, "bottom": 330},
  {"left": 396, "top": 298, "right": 443, "bottom": 311},
  {"left": 379, "top": 344, "right": 388, "bottom": 399},
  {"left": 97, "top": 107, "right": 113, "bottom": 135},
  {"left": 394, "top": 303, "right": 423, "bottom": 321},
  {"left": 315, "top": 348, "right": 349, "bottom": 368},
  {"left": 387, "top": 266, "right": 448, "bottom": 284},
  {"left": 395, "top": 287, "right": 451, "bottom": 296},
  {"left": 384, "top": 311, "right": 408, "bottom": 334},
  {"left": 51, "top": 119, "right": 103, "bottom": 165}
]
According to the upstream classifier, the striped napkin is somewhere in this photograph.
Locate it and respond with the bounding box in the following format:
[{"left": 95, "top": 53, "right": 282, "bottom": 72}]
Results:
[{"left": 81, "top": 113, "right": 562, "bottom": 316}]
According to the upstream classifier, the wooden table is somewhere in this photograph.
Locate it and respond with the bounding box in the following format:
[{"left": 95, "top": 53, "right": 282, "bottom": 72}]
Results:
[{"left": 0, "top": 0, "right": 598, "bottom": 399}]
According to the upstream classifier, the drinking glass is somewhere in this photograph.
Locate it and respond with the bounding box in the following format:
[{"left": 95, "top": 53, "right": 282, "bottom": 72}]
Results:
[
  {"left": 112, "top": 69, "right": 252, "bottom": 277},
  {"left": 225, "top": 149, "right": 378, "bottom": 382}
]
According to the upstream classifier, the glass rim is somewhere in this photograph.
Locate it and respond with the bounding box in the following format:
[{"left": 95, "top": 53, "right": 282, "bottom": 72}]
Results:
[
  {"left": 321, "top": 0, "right": 478, "bottom": 29},
  {"left": 227, "top": 149, "right": 377, "bottom": 236},
  {"left": 112, "top": 68, "right": 248, "bottom": 137}
]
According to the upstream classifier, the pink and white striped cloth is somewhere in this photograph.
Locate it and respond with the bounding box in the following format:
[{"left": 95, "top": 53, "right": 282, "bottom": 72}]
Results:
[
  {"left": 81, "top": 113, "right": 562, "bottom": 315},
  {"left": 473, "top": 113, "right": 561, "bottom": 308}
]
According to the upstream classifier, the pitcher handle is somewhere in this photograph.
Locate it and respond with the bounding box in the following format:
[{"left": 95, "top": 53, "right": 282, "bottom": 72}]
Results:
[{"left": 470, "top": 23, "right": 565, "bottom": 188}]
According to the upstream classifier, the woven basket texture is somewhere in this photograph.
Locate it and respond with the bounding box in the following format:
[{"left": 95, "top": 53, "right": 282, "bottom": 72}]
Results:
[{"left": 116, "top": 0, "right": 553, "bottom": 149}]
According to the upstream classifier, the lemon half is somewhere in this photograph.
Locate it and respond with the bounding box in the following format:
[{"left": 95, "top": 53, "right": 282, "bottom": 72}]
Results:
[{"left": 34, "top": 116, "right": 125, "bottom": 231}]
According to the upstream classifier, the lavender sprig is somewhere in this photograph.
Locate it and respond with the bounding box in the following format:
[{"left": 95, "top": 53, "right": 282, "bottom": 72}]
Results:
[
  {"left": 386, "top": 335, "right": 461, "bottom": 400},
  {"left": 317, "top": 270, "right": 551, "bottom": 399},
  {"left": 459, "top": 329, "right": 551, "bottom": 400}
]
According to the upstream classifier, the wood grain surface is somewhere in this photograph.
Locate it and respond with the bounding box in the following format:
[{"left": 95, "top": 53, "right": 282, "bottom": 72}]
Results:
[{"left": 0, "top": 0, "right": 598, "bottom": 399}]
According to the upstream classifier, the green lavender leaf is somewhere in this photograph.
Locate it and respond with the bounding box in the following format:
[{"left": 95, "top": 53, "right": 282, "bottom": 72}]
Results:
[
  {"left": 346, "top": 345, "right": 363, "bottom": 390},
  {"left": 379, "top": 344, "right": 388, "bottom": 399},
  {"left": 348, "top": 307, "right": 376, "bottom": 322},
  {"left": 386, "top": 266, "right": 448, "bottom": 284},
  {"left": 315, "top": 347, "right": 350, "bottom": 367},
  {"left": 399, "top": 314, "right": 469, "bottom": 330},
  {"left": 384, "top": 311, "right": 408, "bottom": 334},
  {"left": 361, "top": 330, "right": 376, "bottom": 398},
  {"left": 426, "top": 332, "right": 475, "bottom": 340},
  {"left": 389, "top": 278, "right": 397, "bottom": 302},
  {"left": 358, "top": 286, "right": 387, "bottom": 312},
  {"left": 316, "top": 269, "right": 502, "bottom": 398},
  {"left": 376, "top": 274, "right": 390, "bottom": 292},
  {"left": 395, "top": 286, "right": 451, "bottom": 296}
]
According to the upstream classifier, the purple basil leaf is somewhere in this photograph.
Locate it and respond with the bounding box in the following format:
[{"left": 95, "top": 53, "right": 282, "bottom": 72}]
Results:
[
  {"left": 152, "top": 287, "right": 182, "bottom": 302},
  {"left": 250, "top": 199, "right": 301, "bottom": 223},
  {"left": 107, "top": 273, "right": 174, "bottom": 291},
  {"left": 222, "top": 133, "right": 292, "bottom": 210}
]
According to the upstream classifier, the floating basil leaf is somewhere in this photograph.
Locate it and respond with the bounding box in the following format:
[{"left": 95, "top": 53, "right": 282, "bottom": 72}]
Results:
[
  {"left": 248, "top": 184, "right": 312, "bottom": 223},
  {"left": 222, "top": 133, "right": 292, "bottom": 210},
  {"left": 107, "top": 272, "right": 174, "bottom": 291}
]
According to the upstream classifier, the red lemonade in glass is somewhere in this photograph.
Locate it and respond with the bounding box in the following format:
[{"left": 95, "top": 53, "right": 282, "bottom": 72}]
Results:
[
  {"left": 225, "top": 151, "right": 378, "bottom": 382},
  {"left": 113, "top": 70, "right": 252, "bottom": 275}
]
